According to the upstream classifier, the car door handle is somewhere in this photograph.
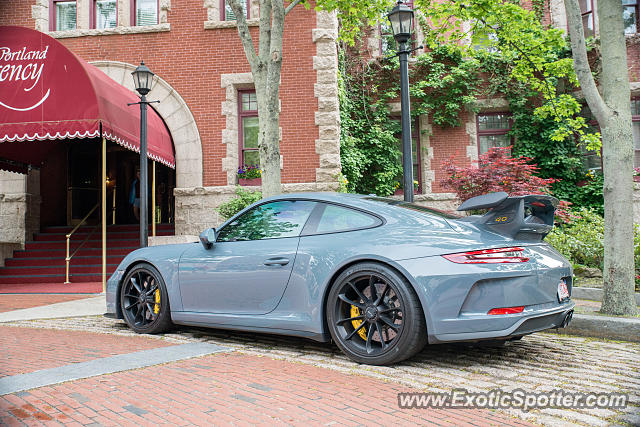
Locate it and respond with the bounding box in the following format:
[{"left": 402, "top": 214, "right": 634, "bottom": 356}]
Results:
[{"left": 264, "top": 257, "right": 290, "bottom": 266}]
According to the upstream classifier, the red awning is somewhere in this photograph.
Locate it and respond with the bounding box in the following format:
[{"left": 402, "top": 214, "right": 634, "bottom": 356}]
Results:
[{"left": 0, "top": 26, "right": 175, "bottom": 169}]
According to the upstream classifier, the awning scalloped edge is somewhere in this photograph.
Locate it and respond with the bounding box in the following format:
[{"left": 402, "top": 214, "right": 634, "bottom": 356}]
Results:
[
  {"left": 102, "top": 131, "right": 175, "bottom": 169},
  {"left": 0, "top": 129, "right": 101, "bottom": 142},
  {"left": 0, "top": 129, "right": 176, "bottom": 169}
]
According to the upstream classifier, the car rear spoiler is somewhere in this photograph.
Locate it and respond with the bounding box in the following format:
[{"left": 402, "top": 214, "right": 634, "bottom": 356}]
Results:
[{"left": 457, "top": 192, "right": 558, "bottom": 241}]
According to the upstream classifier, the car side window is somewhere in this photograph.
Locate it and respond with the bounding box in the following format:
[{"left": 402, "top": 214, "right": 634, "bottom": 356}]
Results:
[
  {"left": 216, "top": 200, "right": 316, "bottom": 242},
  {"left": 315, "top": 204, "right": 380, "bottom": 233}
]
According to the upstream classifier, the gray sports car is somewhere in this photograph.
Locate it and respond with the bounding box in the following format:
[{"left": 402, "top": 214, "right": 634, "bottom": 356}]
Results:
[{"left": 106, "top": 192, "right": 575, "bottom": 365}]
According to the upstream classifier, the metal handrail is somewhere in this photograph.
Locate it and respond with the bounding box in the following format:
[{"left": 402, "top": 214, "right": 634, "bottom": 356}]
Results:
[{"left": 64, "top": 202, "right": 100, "bottom": 284}]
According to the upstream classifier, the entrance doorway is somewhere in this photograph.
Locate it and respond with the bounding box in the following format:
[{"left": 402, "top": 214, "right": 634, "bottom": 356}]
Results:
[{"left": 38, "top": 139, "right": 175, "bottom": 228}]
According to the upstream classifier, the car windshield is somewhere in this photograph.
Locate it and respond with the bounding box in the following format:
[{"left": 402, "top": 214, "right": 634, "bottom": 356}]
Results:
[{"left": 363, "top": 197, "right": 461, "bottom": 220}]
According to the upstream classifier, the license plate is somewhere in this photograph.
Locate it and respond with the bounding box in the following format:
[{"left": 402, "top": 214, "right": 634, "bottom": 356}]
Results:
[{"left": 557, "top": 280, "right": 570, "bottom": 302}]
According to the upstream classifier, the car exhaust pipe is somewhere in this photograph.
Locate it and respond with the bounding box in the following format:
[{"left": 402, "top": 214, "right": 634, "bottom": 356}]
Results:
[{"left": 560, "top": 309, "right": 574, "bottom": 328}]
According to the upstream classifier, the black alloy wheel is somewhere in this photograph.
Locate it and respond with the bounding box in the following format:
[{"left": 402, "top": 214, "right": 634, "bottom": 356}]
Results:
[
  {"left": 120, "top": 264, "right": 172, "bottom": 334},
  {"left": 327, "top": 262, "right": 427, "bottom": 365}
]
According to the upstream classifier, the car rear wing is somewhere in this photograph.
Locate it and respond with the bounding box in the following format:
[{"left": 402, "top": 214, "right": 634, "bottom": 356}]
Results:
[{"left": 457, "top": 192, "right": 558, "bottom": 241}]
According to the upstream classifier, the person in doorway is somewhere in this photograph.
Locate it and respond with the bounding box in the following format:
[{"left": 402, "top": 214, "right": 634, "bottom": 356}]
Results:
[{"left": 129, "top": 169, "right": 141, "bottom": 221}]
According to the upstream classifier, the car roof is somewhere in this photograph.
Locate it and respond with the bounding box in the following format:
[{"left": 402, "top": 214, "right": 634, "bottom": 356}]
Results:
[{"left": 261, "top": 192, "right": 459, "bottom": 221}]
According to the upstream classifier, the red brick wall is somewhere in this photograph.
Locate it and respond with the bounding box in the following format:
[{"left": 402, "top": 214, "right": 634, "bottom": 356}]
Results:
[
  {"left": 429, "top": 114, "right": 473, "bottom": 193},
  {"left": 0, "top": 1, "right": 320, "bottom": 186},
  {"left": 628, "top": 38, "right": 640, "bottom": 84},
  {"left": 0, "top": 0, "right": 35, "bottom": 28}
]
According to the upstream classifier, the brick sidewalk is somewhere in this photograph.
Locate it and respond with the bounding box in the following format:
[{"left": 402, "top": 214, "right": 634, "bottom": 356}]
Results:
[
  {"left": 0, "top": 326, "right": 532, "bottom": 426},
  {"left": 0, "top": 326, "right": 173, "bottom": 378},
  {"left": 0, "top": 294, "right": 93, "bottom": 313}
]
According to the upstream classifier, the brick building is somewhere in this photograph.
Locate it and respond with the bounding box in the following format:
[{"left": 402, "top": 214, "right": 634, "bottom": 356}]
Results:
[
  {"left": 0, "top": 1, "right": 638, "bottom": 282},
  {"left": 0, "top": 0, "right": 341, "bottom": 257}
]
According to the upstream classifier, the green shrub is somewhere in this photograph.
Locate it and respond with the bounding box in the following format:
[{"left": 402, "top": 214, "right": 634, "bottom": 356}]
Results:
[
  {"left": 546, "top": 208, "right": 640, "bottom": 291},
  {"left": 216, "top": 186, "right": 262, "bottom": 221},
  {"left": 545, "top": 208, "right": 605, "bottom": 270}
]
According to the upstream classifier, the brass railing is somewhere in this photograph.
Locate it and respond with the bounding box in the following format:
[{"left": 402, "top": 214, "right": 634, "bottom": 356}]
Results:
[{"left": 64, "top": 202, "right": 100, "bottom": 284}]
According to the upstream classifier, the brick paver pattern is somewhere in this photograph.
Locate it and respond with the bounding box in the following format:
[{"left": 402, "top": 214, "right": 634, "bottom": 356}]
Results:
[
  {"left": 0, "top": 294, "right": 93, "bottom": 313},
  {"left": 3, "top": 313, "right": 640, "bottom": 426},
  {"left": 0, "top": 351, "right": 533, "bottom": 426},
  {"left": 0, "top": 326, "right": 173, "bottom": 378}
]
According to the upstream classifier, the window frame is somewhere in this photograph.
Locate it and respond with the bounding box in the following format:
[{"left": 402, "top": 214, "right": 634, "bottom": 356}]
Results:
[
  {"left": 624, "top": 0, "right": 640, "bottom": 35},
  {"left": 221, "top": 0, "right": 250, "bottom": 21},
  {"left": 91, "top": 0, "right": 118, "bottom": 30},
  {"left": 238, "top": 89, "right": 259, "bottom": 168},
  {"left": 215, "top": 199, "right": 318, "bottom": 242},
  {"left": 49, "top": 0, "right": 77, "bottom": 32},
  {"left": 476, "top": 112, "right": 513, "bottom": 156},
  {"left": 579, "top": 0, "right": 595, "bottom": 37},
  {"left": 131, "top": 0, "right": 159, "bottom": 26}
]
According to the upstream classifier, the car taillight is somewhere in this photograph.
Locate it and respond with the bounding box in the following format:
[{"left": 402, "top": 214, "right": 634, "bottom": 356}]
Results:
[
  {"left": 442, "top": 247, "right": 529, "bottom": 264},
  {"left": 488, "top": 306, "right": 525, "bottom": 315}
]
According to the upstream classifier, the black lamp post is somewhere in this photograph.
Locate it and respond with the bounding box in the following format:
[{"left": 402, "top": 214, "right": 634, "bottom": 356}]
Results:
[
  {"left": 131, "top": 61, "right": 155, "bottom": 247},
  {"left": 388, "top": 0, "right": 415, "bottom": 202}
]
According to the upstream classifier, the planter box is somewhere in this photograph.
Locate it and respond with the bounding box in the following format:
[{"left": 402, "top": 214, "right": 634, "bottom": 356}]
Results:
[{"left": 239, "top": 178, "right": 262, "bottom": 186}]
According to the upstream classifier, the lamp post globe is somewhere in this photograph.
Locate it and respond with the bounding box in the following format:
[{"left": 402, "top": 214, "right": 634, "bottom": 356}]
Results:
[
  {"left": 131, "top": 61, "right": 155, "bottom": 96},
  {"left": 387, "top": 1, "right": 415, "bottom": 202},
  {"left": 131, "top": 61, "right": 155, "bottom": 247},
  {"left": 387, "top": 0, "right": 414, "bottom": 45}
]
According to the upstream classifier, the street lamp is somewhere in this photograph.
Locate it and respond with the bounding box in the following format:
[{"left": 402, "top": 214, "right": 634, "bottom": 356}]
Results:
[
  {"left": 131, "top": 61, "right": 156, "bottom": 247},
  {"left": 388, "top": 0, "right": 415, "bottom": 202}
]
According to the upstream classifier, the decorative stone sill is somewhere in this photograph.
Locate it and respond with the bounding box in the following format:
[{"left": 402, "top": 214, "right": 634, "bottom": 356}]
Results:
[
  {"left": 204, "top": 19, "right": 259, "bottom": 30},
  {"left": 50, "top": 23, "right": 170, "bottom": 39}
]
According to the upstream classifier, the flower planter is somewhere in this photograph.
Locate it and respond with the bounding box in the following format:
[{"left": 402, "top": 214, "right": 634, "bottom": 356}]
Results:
[
  {"left": 239, "top": 178, "right": 262, "bottom": 186},
  {"left": 634, "top": 176, "right": 640, "bottom": 183}
]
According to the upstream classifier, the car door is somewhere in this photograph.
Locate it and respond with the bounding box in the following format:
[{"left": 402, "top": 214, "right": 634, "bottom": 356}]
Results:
[{"left": 178, "top": 200, "right": 317, "bottom": 315}]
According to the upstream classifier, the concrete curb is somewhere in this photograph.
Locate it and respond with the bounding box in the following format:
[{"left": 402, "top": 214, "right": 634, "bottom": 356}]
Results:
[
  {"left": 572, "top": 287, "right": 640, "bottom": 305},
  {"left": 552, "top": 313, "right": 640, "bottom": 342}
]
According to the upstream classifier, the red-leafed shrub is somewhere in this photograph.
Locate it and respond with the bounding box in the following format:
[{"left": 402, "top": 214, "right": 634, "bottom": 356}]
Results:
[{"left": 441, "top": 147, "right": 573, "bottom": 222}]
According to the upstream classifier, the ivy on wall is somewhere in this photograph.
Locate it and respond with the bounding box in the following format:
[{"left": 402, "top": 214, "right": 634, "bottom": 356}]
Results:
[
  {"left": 339, "top": 44, "right": 481, "bottom": 196},
  {"left": 338, "top": 3, "right": 604, "bottom": 211}
]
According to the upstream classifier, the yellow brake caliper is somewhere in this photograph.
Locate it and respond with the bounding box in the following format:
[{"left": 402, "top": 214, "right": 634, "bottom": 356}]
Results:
[
  {"left": 154, "top": 289, "right": 161, "bottom": 314},
  {"left": 350, "top": 305, "right": 368, "bottom": 340}
]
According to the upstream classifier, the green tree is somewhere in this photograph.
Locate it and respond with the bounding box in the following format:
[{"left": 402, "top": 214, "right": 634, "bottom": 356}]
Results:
[
  {"left": 416, "top": 0, "right": 636, "bottom": 315},
  {"left": 564, "top": 0, "right": 637, "bottom": 315},
  {"left": 227, "top": 0, "right": 394, "bottom": 197}
]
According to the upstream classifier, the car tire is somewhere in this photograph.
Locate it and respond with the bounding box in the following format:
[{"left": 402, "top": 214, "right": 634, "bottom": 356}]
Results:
[
  {"left": 120, "top": 263, "right": 172, "bottom": 334},
  {"left": 326, "top": 262, "right": 427, "bottom": 365}
]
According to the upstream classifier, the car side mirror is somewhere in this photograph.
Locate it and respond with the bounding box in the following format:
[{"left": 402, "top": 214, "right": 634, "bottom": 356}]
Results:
[{"left": 199, "top": 228, "right": 216, "bottom": 250}]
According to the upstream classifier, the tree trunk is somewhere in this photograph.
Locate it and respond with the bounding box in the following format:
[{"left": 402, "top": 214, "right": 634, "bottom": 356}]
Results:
[
  {"left": 228, "top": 0, "right": 285, "bottom": 197},
  {"left": 565, "top": 0, "right": 638, "bottom": 315}
]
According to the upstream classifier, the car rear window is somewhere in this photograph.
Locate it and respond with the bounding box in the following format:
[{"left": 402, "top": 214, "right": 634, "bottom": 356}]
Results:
[
  {"left": 316, "top": 204, "right": 380, "bottom": 233},
  {"left": 363, "top": 197, "right": 461, "bottom": 219}
]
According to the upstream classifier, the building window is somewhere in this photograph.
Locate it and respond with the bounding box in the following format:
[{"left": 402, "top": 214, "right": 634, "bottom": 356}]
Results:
[
  {"left": 579, "top": 0, "right": 595, "bottom": 37},
  {"left": 51, "top": 0, "right": 77, "bottom": 31},
  {"left": 632, "top": 98, "right": 640, "bottom": 167},
  {"left": 624, "top": 0, "right": 639, "bottom": 34},
  {"left": 92, "top": 0, "right": 117, "bottom": 29},
  {"left": 239, "top": 91, "right": 259, "bottom": 168},
  {"left": 477, "top": 113, "right": 512, "bottom": 155},
  {"left": 133, "top": 0, "right": 158, "bottom": 26},
  {"left": 222, "top": 0, "right": 249, "bottom": 21}
]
